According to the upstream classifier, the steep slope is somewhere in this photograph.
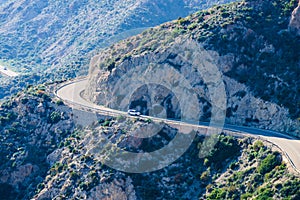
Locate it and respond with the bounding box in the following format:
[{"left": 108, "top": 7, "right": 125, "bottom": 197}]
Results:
[
  {"left": 0, "top": 0, "right": 8, "bottom": 5},
  {"left": 0, "top": 85, "right": 74, "bottom": 200},
  {"left": 1, "top": 87, "right": 300, "bottom": 199},
  {"left": 85, "top": 0, "right": 300, "bottom": 137},
  {"left": 0, "top": 0, "right": 234, "bottom": 100},
  {"left": 289, "top": 0, "right": 300, "bottom": 35},
  {"left": 32, "top": 118, "right": 300, "bottom": 200},
  {"left": 0, "top": 0, "right": 233, "bottom": 73}
]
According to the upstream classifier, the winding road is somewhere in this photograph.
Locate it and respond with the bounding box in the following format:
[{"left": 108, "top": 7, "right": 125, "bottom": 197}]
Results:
[
  {"left": 0, "top": 64, "right": 18, "bottom": 77},
  {"left": 55, "top": 78, "right": 300, "bottom": 174}
]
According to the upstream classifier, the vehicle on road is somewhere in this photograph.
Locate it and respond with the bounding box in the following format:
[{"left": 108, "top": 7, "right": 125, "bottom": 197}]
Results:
[{"left": 127, "top": 109, "right": 141, "bottom": 116}]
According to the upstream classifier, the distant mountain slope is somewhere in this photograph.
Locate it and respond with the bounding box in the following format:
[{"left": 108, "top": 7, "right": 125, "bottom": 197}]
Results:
[
  {"left": 85, "top": 0, "right": 300, "bottom": 136},
  {"left": 0, "top": 0, "right": 233, "bottom": 74},
  {"left": 0, "top": 0, "right": 235, "bottom": 101},
  {"left": 0, "top": 0, "right": 8, "bottom": 5}
]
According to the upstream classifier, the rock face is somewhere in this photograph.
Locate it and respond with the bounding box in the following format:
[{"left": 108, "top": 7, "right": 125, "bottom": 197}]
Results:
[
  {"left": 289, "top": 0, "right": 300, "bottom": 36},
  {"left": 85, "top": 43, "right": 298, "bottom": 136}
]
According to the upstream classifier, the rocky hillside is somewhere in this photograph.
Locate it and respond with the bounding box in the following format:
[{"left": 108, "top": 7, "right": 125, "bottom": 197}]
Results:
[
  {"left": 23, "top": 117, "right": 300, "bottom": 200},
  {"left": 0, "top": 0, "right": 234, "bottom": 101},
  {"left": 0, "top": 86, "right": 299, "bottom": 200},
  {"left": 0, "top": 0, "right": 233, "bottom": 73},
  {"left": 290, "top": 0, "right": 300, "bottom": 35},
  {"left": 85, "top": 0, "right": 300, "bottom": 137},
  {"left": 0, "top": 85, "right": 74, "bottom": 200},
  {"left": 0, "top": 0, "right": 8, "bottom": 5}
]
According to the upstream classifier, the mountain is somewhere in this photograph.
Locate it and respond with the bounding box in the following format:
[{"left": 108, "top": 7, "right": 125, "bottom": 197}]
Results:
[
  {"left": 0, "top": 0, "right": 300, "bottom": 199},
  {"left": 0, "top": 0, "right": 234, "bottom": 100},
  {"left": 0, "top": 0, "right": 8, "bottom": 5},
  {"left": 85, "top": 0, "right": 300, "bottom": 137},
  {"left": 0, "top": 0, "right": 233, "bottom": 74}
]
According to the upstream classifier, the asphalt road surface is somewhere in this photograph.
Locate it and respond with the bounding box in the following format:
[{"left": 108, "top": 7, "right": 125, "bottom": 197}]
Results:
[
  {"left": 56, "top": 78, "right": 300, "bottom": 173},
  {"left": 0, "top": 65, "right": 18, "bottom": 77}
]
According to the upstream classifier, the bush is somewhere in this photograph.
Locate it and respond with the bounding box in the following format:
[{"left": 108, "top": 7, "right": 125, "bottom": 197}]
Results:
[
  {"left": 48, "top": 111, "right": 61, "bottom": 124},
  {"left": 0, "top": 111, "right": 17, "bottom": 125},
  {"left": 253, "top": 140, "right": 264, "bottom": 151},
  {"left": 257, "top": 153, "right": 281, "bottom": 175},
  {"left": 200, "top": 170, "right": 210, "bottom": 182},
  {"left": 256, "top": 188, "right": 273, "bottom": 200},
  {"left": 241, "top": 192, "right": 253, "bottom": 199},
  {"left": 229, "top": 162, "right": 238, "bottom": 170},
  {"left": 56, "top": 100, "right": 64, "bottom": 106},
  {"left": 204, "top": 158, "right": 210, "bottom": 167},
  {"left": 116, "top": 115, "right": 125, "bottom": 122},
  {"left": 207, "top": 188, "right": 226, "bottom": 199},
  {"left": 102, "top": 120, "right": 110, "bottom": 127},
  {"left": 70, "top": 171, "right": 79, "bottom": 181},
  {"left": 204, "top": 135, "right": 241, "bottom": 170},
  {"left": 21, "top": 98, "right": 29, "bottom": 104}
]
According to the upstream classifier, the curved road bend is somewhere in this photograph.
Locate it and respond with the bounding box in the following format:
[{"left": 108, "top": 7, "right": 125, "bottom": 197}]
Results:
[
  {"left": 0, "top": 65, "right": 18, "bottom": 77},
  {"left": 56, "top": 78, "right": 300, "bottom": 173}
]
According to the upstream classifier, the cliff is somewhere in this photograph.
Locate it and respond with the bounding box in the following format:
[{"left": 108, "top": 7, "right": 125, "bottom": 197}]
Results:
[{"left": 289, "top": 0, "right": 300, "bottom": 35}]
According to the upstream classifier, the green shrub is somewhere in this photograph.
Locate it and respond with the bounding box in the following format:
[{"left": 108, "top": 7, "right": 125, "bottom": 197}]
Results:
[
  {"left": 257, "top": 153, "right": 281, "bottom": 175},
  {"left": 204, "top": 135, "right": 241, "bottom": 170},
  {"left": 207, "top": 188, "right": 226, "bottom": 199},
  {"left": 48, "top": 111, "right": 61, "bottom": 124},
  {"left": 200, "top": 170, "right": 210, "bottom": 182},
  {"left": 102, "top": 120, "right": 110, "bottom": 127},
  {"left": 79, "top": 182, "right": 89, "bottom": 190},
  {"left": 187, "top": 23, "right": 197, "bottom": 30},
  {"left": 21, "top": 98, "right": 29, "bottom": 104},
  {"left": 116, "top": 115, "right": 125, "bottom": 122},
  {"left": 177, "top": 17, "right": 189, "bottom": 26},
  {"left": 56, "top": 100, "right": 64, "bottom": 106},
  {"left": 253, "top": 140, "right": 264, "bottom": 151},
  {"left": 36, "top": 183, "right": 45, "bottom": 192},
  {"left": 7, "top": 112, "right": 17, "bottom": 121},
  {"left": 229, "top": 162, "right": 238, "bottom": 170},
  {"left": 0, "top": 111, "right": 17, "bottom": 125},
  {"left": 70, "top": 171, "right": 79, "bottom": 181},
  {"left": 256, "top": 188, "right": 273, "bottom": 200},
  {"left": 204, "top": 158, "right": 210, "bottom": 167},
  {"left": 241, "top": 192, "right": 253, "bottom": 199}
]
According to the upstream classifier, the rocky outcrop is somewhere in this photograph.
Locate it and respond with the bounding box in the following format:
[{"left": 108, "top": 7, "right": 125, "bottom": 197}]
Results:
[
  {"left": 289, "top": 0, "right": 300, "bottom": 36},
  {"left": 223, "top": 76, "right": 295, "bottom": 133},
  {"left": 85, "top": 44, "right": 298, "bottom": 136},
  {"left": 88, "top": 177, "right": 136, "bottom": 200}
]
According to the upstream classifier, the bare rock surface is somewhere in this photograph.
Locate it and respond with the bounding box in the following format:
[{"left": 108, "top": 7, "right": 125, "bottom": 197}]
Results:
[{"left": 289, "top": 0, "right": 300, "bottom": 36}]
